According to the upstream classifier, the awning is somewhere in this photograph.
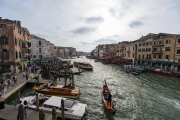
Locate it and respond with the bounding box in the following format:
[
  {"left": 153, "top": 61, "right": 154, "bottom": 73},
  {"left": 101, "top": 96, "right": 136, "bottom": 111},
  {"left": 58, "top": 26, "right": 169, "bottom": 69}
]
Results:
[
  {"left": 18, "top": 60, "right": 29, "bottom": 65},
  {"left": 40, "top": 62, "right": 50, "bottom": 66}
]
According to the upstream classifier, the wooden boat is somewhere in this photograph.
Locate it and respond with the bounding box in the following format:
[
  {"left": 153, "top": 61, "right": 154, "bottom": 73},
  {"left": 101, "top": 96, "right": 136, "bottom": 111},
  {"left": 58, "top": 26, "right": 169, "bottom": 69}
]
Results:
[
  {"left": 32, "top": 83, "right": 80, "bottom": 98},
  {"left": 101, "top": 80, "right": 116, "bottom": 115},
  {"left": 147, "top": 68, "right": 180, "bottom": 78},
  {"left": 21, "top": 95, "right": 87, "bottom": 120},
  {"left": 73, "top": 61, "right": 93, "bottom": 70}
]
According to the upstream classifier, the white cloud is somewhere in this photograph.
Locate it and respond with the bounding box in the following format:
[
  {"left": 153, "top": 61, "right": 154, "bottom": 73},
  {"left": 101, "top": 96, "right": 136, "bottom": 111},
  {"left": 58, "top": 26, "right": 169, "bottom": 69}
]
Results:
[{"left": 0, "top": 0, "right": 180, "bottom": 52}]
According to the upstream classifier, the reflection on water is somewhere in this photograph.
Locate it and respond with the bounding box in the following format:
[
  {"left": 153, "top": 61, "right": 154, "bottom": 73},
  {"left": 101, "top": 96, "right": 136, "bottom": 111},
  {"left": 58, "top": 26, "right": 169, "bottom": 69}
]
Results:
[{"left": 8, "top": 57, "right": 180, "bottom": 120}]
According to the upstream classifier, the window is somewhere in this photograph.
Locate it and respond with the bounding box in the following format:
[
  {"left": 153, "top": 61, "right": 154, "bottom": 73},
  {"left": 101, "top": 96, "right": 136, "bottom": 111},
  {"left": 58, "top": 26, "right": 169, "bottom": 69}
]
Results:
[
  {"left": 166, "top": 40, "right": 170, "bottom": 44},
  {"left": 0, "top": 24, "right": 6, "bottom": 28},
  {"left": 154, "top": 55, "right": 156, "bottom": 59},
  {"left": 142, "top": 55, "right": 144, "bottom": 59},
  {"left": 2, "top": 49, "right": 8, "bottom": 59},
  {"left": 139, "top": 43, "right": 141, "bottom": 47},
  {"left": 159, "top": 41, "right": 163, "bottom": 45},
  {"left": 34, "top": 55, "right": 36, "bottom": 58},
  {"left": 39, "top": 48, "right": 42, "bottom": 53},
  {"left": 143, "top": 43, "right": 145, "bottom": 46},
  {"left": 150, "top": 42, "right": 152, "bottom": 45},
  {"left": 178, "top": 59, "right": 180, "bottom": 63},
  {"left": 177, "top": 49, "right": 180, "bottom": 54},
  {"left": 158, "top": 55, "right": 162, "bottom": 59},
  {"left": 0, "top": 36, "right": 8, "bottom": 44},
  {"left": 18, "top": 29, "right": 21, "bottom": 34},
  {"left": 139, "top": 55, "right": 140, "bottom": 59},
  {"left": 178, "top": 39, "right": 180, "bottom": 43},
  {"left": 146, "top": 42, "right": 149, "bottom": 46},
  {"left": 138, "top": 49, "right": 141, "bottom": 52},
  {"left": 39, "top": 41, "right": 41, "bottom": 46},
  {"left": 153, "top": 48, "right": 157, "bottom": 52},
  {"left": 16, "top": 51, "right": 18, "bottom": 59},
  {"left": 133, "top": 47, "right": 134, "bottom": 51},
  {"left": 165, "top": 55, "right": 169, "bottom": 59},
  {"left": 19, "top": 52, "right": 21, "bottom": 58},
  {"left": 165, "top": 47, "right": 170, "bottom": 51},
  {"left": 14, "top": 37, "right": 17, "bottom": 45}
]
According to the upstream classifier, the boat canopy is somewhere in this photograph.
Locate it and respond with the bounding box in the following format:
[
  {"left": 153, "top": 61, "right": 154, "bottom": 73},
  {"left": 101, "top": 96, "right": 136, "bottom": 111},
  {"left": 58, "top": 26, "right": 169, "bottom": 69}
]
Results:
[{"left": 43, "top": 96, "right": 75, "bottom": 109}]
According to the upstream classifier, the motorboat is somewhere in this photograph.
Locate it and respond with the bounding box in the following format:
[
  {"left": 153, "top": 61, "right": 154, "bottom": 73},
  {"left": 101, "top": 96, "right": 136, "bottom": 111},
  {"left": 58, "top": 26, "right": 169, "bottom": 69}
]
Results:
[
  {"left": 33, "top": 83, "right": 80, "bottom": 98},
  {"left": 73, "top": 61, "right": 93, "bottom": 70},
  {"left": 21, "top": 95, "right": 87, "bottom": 120}
]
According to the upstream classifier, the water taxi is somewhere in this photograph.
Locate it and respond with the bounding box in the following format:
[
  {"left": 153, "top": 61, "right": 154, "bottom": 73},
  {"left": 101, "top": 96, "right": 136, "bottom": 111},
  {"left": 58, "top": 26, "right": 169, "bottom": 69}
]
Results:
[
  {"left": 33, "top": 83, "right": 80, "bottom": 98},
  {"left": 73, "top": 61, "right": 93, "bottom": 70},
  {"left": 21, "top": 95, "right": 87, "bottom": 120}
]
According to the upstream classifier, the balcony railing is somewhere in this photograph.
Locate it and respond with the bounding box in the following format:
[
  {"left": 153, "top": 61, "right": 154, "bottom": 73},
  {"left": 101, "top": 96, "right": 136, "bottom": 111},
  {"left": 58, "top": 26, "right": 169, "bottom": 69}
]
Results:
[{"left": 152, "top": 50, "right": 163, "bottom": 54}]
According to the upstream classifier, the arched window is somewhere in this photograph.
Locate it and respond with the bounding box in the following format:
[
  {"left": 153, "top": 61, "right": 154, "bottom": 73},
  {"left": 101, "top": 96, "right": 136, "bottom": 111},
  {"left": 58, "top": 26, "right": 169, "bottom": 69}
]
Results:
[{"left": 0, "top": 34, "right": 8, "bottom": 44}]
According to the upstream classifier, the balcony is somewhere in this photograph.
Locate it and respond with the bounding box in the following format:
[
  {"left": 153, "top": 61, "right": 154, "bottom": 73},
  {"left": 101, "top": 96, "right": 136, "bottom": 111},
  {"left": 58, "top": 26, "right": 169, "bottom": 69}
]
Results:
[
  {"left": 152, "top": 50, "right": 163, "bottom": 54},
  {"left": 152, "top": 44, "right": 164, "bottom": 47}
]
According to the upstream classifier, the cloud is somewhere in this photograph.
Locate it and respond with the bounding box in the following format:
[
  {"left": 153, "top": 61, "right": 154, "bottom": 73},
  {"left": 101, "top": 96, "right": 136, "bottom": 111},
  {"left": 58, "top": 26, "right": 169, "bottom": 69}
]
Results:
[
  {"left": 129, "top": 21, "right": 143, "bottom": 28},
  {"left": 80, "top": 41, "right": 91, "bottom": 45},
  {"left": 71, "top": 27, "right": 96, "bottom": 34},
  {"left": 85, "top": 16, "right": 104, "bottom": 23},
  {"left": 93, "top": 38, "right": 117, "bottom": 44}
]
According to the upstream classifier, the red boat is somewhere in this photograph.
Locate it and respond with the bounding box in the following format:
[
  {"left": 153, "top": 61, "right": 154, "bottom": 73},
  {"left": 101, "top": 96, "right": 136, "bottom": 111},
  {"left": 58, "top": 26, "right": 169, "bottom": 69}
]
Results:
[{"left": 102, "top": 80, "right": 116, "bottom": 115}]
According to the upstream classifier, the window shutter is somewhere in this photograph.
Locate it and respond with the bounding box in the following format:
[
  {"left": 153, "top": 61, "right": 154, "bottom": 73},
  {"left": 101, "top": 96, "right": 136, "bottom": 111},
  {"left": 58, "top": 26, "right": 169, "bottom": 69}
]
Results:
[
  {"left": 6, "top": 37, "right": 8, "bottom": 44},
  {"left": 0, "top": 51, "right": 2, "bottom": 58}
]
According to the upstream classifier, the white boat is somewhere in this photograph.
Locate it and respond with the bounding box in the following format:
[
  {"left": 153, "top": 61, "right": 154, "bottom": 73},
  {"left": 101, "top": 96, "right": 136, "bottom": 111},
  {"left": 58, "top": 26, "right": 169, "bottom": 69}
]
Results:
[{"left": 21, "top": 95, "right": 87, "bottom": 120}]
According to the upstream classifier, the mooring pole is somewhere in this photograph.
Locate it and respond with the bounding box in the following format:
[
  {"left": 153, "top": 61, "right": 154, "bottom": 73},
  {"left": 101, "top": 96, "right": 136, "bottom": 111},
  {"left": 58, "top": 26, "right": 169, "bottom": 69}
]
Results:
[
  {"left": 16, "top": 89, "right": 20, "bottom": 104},
  {"left": 61, "top": 99, "right": 65, "bottom": 120},
  {"left": 36, "top": 93, "right": 39, "bottom": 110},
  {"left": 72, "top": 71, "right": 74, "bottom": 86}
]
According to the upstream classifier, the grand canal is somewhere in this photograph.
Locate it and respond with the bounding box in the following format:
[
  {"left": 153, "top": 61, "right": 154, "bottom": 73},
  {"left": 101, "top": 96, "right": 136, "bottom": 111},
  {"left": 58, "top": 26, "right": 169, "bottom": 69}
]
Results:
[{"left": 9, "top": 57, "right": 180, "bottom": 120}]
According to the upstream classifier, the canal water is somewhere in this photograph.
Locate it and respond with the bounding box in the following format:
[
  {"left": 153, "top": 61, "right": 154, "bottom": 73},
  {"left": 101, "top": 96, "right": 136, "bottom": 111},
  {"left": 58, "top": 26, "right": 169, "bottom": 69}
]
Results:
[{"left": 9, "top": 57, "right": 180, "bottom": 120}]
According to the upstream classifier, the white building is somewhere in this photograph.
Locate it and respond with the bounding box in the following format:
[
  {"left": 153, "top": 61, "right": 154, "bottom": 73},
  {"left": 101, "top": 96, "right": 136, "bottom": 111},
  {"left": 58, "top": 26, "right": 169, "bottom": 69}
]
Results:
[{"left": 31, "top": 35, "right": 50, "bottom": 59}]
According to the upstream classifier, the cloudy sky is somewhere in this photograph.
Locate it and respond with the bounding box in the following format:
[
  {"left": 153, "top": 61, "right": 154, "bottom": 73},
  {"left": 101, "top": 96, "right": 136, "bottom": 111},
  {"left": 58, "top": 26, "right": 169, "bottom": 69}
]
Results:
[{"left": 0, "top": 0, "right": 180, "bottom": 52}]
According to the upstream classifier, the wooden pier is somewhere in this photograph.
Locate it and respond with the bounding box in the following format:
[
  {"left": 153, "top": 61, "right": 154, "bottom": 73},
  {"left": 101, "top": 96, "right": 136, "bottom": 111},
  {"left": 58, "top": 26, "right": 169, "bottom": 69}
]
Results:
[{"left": 0, "top": 104, "right": 52, "bottom": 120}]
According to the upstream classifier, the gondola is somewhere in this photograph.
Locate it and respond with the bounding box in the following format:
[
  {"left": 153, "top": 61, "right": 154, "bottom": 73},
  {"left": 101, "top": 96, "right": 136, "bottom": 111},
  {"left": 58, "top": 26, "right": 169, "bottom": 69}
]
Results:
[{"left": 101, "top": 80, "right": 116, "bottom": 115}]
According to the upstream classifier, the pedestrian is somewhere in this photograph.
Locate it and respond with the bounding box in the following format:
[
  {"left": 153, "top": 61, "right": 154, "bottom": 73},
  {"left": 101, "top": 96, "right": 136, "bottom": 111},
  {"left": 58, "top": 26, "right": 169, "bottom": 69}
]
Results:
[
  {"left": 13, "top": 74, "right": 17, "bottom": 85},
  {"left": 0, "top": 94, "right": 5, "bottom": 111},
  {"left": 7, "top": 78, "right": 11, "bottom": 89},
  {"left": 22, "top": 71, "right": 25, "bottom": 78},
  {"left": 4, "top": 81, "right": 8, "bottom": 95},
  {"left": 26, "top": 74, "right": 28, "bottom": 81},
  {"left": 107, "top": 92, "right": 112, "bottom": 106},
  {"left": 16, "top": 100, "right": 22, "bottom": 120},
  {"left": 39, "top": 73, "right": 42, "bottom": 81},
  {"left": 23, "top": 100, "right": 28, "bottom": 117}
]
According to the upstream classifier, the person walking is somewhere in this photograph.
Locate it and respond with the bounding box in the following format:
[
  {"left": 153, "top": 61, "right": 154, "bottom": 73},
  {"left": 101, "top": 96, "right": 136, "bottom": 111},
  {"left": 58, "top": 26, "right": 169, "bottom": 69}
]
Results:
[
  {"left": 13, "top": 74, "right": 17, "bottom": 85},
  {"left": 16, "top": 100, "right": 22, "bottom": 120},
  {"left": 23, "top": 100, "right": 28, "bottom": 117},
  {"left": 7, "top": 78, "right": 11, "bottom": 89},
  {"left": 22, "top": 71, "right": 25, "bottom": 78},
  {"left": 26, "top": 73, "right": 28, "bottom": 81},
  {"left": 107, "top": 92, "right": 112, "bottom": 106}
]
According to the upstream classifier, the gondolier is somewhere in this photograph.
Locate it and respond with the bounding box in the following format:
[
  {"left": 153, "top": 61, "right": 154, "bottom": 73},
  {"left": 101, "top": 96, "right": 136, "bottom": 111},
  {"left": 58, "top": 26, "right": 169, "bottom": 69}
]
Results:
[{"left": 107, "top": 92, "right": 112, "bottom": 106}]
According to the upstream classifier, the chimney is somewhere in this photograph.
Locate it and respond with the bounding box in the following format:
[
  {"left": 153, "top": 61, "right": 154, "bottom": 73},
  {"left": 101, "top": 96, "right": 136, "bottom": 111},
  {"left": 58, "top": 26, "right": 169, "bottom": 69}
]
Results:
[{"left": 17, "top": 21, "right": 21, "bottom": 27}]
